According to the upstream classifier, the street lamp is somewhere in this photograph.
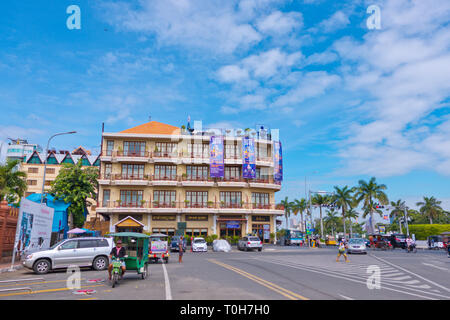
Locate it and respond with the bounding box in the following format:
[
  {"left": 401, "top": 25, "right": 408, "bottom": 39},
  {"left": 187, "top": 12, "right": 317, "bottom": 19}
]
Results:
[{"left": 40, "top": 131, "right": 76, "bottom": 203}]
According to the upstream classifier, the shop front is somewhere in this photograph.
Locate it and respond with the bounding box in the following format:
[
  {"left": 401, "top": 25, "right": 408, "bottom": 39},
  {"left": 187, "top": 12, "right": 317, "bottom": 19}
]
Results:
[
  {"left": 184, "top": 214, "right": 209, "bottom": 238},
  {"left": 217, "top": 216, "right": 247, "bottom": 239},
  {"left": 251, "top": 215, "right": 271, "bottom": 243},
  {"left": 151, "top": 214, "right": 177, "bottom": 236},
  {"left": 114, "top": 215, "right": 144, "bottom": 233}
]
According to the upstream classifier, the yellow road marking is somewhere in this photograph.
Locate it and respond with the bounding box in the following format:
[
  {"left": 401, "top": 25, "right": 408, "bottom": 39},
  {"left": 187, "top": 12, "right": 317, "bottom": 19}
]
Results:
[
  {"left": 0, "top": 278, "right": 87, "bottom": 288},
  {"left": 208, "top": 259, "right": 309, "bottom": 300},
  {"left": 0, "top": 284, "right": 104, "bottom": 297},
  {"left": 78, "top": 297, "right": 98, "bottom": 300}
]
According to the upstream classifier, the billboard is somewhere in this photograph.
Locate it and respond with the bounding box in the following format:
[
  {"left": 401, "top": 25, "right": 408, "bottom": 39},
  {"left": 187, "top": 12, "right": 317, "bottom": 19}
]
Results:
[
  {"left": 14, "top": 198, "right": 54, "bottom": 255},
  {"left": 242, "top": 137, "right": 256, "bottom": 179},
  {"left": 210, "top": 136, "right": 224, "bottom": 178},
  {"left": 273, "top": 141, "right": 283, "bottom": 182}
]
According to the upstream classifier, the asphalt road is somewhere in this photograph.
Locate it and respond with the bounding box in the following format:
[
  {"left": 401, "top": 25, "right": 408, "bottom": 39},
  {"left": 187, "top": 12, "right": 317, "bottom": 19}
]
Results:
[{"left": 0, "top": 246, "right": 448, "bottom": 300}]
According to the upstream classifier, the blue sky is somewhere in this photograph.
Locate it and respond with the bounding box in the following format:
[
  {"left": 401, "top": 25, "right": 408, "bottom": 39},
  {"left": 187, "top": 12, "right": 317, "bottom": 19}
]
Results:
[{"left": 1, "top": 0, "right": 450, "bottom": 223}]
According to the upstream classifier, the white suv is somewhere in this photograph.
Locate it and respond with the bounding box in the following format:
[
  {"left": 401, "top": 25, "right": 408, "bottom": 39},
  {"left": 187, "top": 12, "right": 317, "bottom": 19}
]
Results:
[
  {"left": 238, "top": 236, "right": 263, "bottom": 252},
  {"left": 23, "top": 237, "right": 113, "bottom": 274}
]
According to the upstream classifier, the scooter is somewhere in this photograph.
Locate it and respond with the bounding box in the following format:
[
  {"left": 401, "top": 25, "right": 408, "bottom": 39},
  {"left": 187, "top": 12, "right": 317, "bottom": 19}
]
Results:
[
  {"left": 406, "top": 243, "right": 417, "bottom": 253},
  {"left": 111, "top": 257, "right": 124, "bottom": 288}
]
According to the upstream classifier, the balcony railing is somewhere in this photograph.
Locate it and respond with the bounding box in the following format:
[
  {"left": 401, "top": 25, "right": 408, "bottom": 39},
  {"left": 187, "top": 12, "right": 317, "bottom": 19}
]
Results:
[
  {"left": 181, "top": 175, "right": 213, "bottom": 182},
  {"left": 151, "top": 175, "right": 178, "bottom": 181},
  {"left": 153, "top": 151, "right": 178, "bottom": 158},
  {"left": 116, "top": 151, "right": 149, "bottom": 158},
  {"left": 99, "top": 200, "right": 280, "bottom": 210},
  {"left": 114, "top": 174, "right": 149, "bottom": 180}
]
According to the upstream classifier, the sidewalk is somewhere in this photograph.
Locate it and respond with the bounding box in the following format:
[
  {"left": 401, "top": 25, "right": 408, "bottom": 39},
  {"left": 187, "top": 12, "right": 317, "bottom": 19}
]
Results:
[{"left": 0, "top": 261, "right": 23, "bottom": 274}]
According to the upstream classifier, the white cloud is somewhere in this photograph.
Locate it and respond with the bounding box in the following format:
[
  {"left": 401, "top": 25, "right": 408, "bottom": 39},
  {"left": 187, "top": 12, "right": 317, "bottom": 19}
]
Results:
[
  {"left": 242, "top": 48, "right": 302, "bottom": 79},
  {"left": 317, "top": 10, "right": 350, "bottom": 33},
  {"left": 256, "top": 11, "right": 303, "bottom": 35},
  {"left": 216, "top": 65, "right": 249, "bottom": 83}
]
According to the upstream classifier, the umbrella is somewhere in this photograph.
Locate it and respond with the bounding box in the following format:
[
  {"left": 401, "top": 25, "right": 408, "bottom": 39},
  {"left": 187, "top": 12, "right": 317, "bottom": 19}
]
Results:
[{"left": 67, "top": 228, "right": 87, "bottom": 234}]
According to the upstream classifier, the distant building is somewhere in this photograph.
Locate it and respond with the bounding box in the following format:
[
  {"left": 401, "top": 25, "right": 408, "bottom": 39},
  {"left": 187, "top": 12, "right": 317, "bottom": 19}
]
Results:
[
  {"left": 20, "top": 147, "right": 100, "bottom": 222},
  {"left": 6, "top": 138, "right": 42, "bottom": 163}
]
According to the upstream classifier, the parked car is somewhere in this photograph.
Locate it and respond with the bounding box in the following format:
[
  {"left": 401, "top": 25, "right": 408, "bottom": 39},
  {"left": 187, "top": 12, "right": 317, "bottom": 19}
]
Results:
[
  {"left": 238, "top": 236, "right": 263, "bottom": 252},
  {"left": 170, "top": 235, "right": 186, "bottom": 252},
  {"left": 23, "top": 237, "right": 113, "bottom": 274},
  {"left": 192, "top": 237, "right": 208, "bottom": 252},
  {"left": 347, "top": 238, "right": 367, "bottom": 254},
  {"left": 389, "top": 234, "right": 407, "bottom": 249},
  {"left": 212, "top": 239, "right": 232, "bottom": 252}
]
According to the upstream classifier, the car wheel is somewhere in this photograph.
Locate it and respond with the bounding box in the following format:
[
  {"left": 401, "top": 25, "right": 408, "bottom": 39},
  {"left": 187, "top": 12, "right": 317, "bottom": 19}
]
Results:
[
  {"left": 33, "top": 259, "right": 51, "bottom": 274},
  {"left": 93, "top": 256, "right": 108, "bottom": 271},
  {"left": 141, "top": 263, "right": 148, "bottom": 279}
]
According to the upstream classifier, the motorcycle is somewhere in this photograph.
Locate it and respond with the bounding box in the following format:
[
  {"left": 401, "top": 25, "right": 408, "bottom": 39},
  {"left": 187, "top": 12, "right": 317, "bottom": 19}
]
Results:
[
  {"left": 406, "top": 243, "right": 417, "bottom": 253},
  {"left": 111, "top": 257, "right": 125, "bottom": 288}
]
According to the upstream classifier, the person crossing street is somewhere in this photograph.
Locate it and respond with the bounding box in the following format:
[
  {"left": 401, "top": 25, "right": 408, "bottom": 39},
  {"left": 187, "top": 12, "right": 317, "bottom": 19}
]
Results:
[{"left": 336, "top": 239, "right": 349, "bottom": 262}]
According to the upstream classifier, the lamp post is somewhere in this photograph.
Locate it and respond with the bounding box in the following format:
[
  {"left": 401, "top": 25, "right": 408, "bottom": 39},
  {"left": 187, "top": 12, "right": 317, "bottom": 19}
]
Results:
[{"left": 40, "top": 131, "right": 76, "bottom": 203}]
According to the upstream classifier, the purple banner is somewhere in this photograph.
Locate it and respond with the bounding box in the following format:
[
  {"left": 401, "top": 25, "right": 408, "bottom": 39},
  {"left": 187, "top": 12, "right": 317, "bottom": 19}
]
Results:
[
  {"left": 209, "top": 136, "right": 224, "bottom": 178},
  {"left": 273, "top": 141, "right": 283, "bottom": 182},
  {"left": 242, "top": 137, "right": 256, "bottom": 179}
]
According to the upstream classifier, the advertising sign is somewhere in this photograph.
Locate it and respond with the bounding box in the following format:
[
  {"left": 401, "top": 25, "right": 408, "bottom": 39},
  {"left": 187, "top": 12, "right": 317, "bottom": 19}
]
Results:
[
  {"left": 242, "top": 137, "right": 256, "bottom": 179},
  {"left": 14, "top": 198, "right": 54, "bottom": 256},
  {"left": 273, "top": 141, "right": 283, "bottom": 183},
  {"left": 210, "top": 136, "right": 224, "bottom": 178},
  {"left": 263, "top": 224, "right": 270, "bottom": 240},
  {"left": 226, "top": 221, "right": 240, "bottom": 229}
]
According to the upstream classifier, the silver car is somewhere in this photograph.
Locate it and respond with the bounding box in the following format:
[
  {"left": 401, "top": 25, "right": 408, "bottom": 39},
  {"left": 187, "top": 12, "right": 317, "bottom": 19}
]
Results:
[
  {"left": 238, "top": 236, "right": 263, "bottom": 252},
  {"left": 23, "top": 237, "right": 113, "bottom": 274},
  {"left": 347, "top": 238, "right": 367, "bottom": 254}
]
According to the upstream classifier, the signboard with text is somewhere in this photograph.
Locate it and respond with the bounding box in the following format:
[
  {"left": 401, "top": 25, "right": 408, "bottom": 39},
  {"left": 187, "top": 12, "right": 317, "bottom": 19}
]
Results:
[
  {"left": 210, "top": 136, "right": 224, "bottom": 178},
  {"left": 242, "top": 137, "right": 256, "bottom": 179},
  {"left": 273, "top": 141, "right": 283, "bottom": 183}
]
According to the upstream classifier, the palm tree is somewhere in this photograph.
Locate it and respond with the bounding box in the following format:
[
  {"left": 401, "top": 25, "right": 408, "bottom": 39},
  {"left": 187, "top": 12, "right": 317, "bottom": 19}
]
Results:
[
  {"left": 416, "top": 196, "right": 443, "bottom": 224},
  {"left": 344, "top": 207, "right": 359, "bottom": 238},
  {"left": 324, "top": 209, "right": 339, "bottom": 237},
  {"left": 354, "top": 177, "right": 388, "bottom": 233},
  {"left": 312, "top": 194, "right": 330, "bottom": 239},
  {"left": 389, "top": 199, "right": 406, "bottom": 233},
  {"left": 291, "top": 198, "right": 307, "bottom": 232},
  {"left": 280, "top": 197, "right": 293, "bottom": 229},
  {"left": 0, "top": 159, "right": 27, "bottom": 204},
  {"left": 332, "top": 185, "right": 355, "bottom": 239}
]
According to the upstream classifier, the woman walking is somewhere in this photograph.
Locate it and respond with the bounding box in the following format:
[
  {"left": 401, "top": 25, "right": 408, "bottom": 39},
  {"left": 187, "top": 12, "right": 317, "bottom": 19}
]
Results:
[{"left": 179, "top": 236, "right": 184, "bottom": 263}]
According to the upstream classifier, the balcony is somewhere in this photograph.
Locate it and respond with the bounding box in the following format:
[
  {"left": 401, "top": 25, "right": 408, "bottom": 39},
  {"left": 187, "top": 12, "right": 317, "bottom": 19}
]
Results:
[
  {"left": 217, "top": 177, "right": 247, "bottom": 188},
  {"left": 180, "top": 175, "right": 214, "bottom": 187},
  {"left": 248, "top": 177, "right": 281, "bottom": 190},
  {"left": 152, "top": 151, "right": 179, "bottom": 164},
  {"left": 114, "top": 150, "right": 150, "bottom": 163},
  {"left": 113, "top": 174, "right": 150, "bottom": 186},
  {"left": 151, "top": 175, "right": 178, "bottom": 186}
]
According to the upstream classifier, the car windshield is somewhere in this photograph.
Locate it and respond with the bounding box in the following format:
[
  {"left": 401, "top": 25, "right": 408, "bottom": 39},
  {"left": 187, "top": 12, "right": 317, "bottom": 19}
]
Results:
[
  {"left": 249, "top": 237, "right": 260, "bottom": 241},
  {"left": 349, "top": 239, "right": 364, "bottom": 244},
  {"left": 194, "top": 239, "right": 205, "bottom": 243}
]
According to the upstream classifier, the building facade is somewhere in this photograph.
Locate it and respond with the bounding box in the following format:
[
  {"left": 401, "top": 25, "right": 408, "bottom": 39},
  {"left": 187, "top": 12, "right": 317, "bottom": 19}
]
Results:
[
  {"left": 96, "top": 121, "right": 284, "bottom": 243},
  {"left": 20, "top": 147, "right": 100, "bottom": 221},
  {"left": 6, "top": 138, "right": 42, "bottom": 163}
]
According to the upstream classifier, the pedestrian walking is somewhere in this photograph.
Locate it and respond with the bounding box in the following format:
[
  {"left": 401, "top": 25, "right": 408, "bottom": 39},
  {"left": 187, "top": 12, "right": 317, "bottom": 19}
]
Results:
[
  {"left": 336, "top": 239, "right": 349, "bottom": 262},
  {"left": 447, "top": 239, "right": 450, "bottom": 258},
  {"left": 179, "top": 236, "right": 184, "bottom": 263},
  {"left": 316, "top": 237, "right": 321, "bottom": 248}
]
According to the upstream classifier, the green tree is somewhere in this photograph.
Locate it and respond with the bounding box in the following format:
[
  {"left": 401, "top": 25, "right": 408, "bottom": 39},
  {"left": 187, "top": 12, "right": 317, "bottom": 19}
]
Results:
[
  {"left": 389, "top": 199, "right": 406, "bottom": 233},
  {"left": 416, "top": 196, "right": 443, "bottom": 224},
  {"left": 279, "top": 197, "right": 293, "bottom": 229},
  {"left": 0, "top": 159, "right": 27, "bottom": 205},
  {"left": 50, "top": 161, "right": 99, "bottom": 228},
  {"left": 354, "top": 177, "right": 388, "bottom": 233},
  {"left": 312, "top": 194, "right": 331, "bottom": 239},
  {"left": 332, "top": 185, "right": 355, "bottom": 238},
  {"left": 291, "top": 198, "right": 307, "bottom": 231},
  {"left": 344, "top": 207, "right": 359, "bottom": 238},
  {"left": 324, "top": 209, "right": 340, "bottom": 237}
]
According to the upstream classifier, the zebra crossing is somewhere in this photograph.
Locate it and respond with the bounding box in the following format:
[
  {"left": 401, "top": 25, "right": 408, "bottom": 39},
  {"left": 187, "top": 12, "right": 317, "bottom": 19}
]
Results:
[{"left": 252, "top": 254, "right": 450, "bottom": 300}]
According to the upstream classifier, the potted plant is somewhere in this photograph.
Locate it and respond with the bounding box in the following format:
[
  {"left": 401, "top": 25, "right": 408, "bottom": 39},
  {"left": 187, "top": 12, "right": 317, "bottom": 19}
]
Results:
[
  {"left": 140, "top": 199, "right": 146, "bottom": 207},
  {"left": 153, "top": 200, "right": 159, "bottom": 207},
  {"left": 207, "top": 200, "right": 214, "bottom": 208},
  {"left": 116, "top": 199, "right": 122, "bottom": 207}
]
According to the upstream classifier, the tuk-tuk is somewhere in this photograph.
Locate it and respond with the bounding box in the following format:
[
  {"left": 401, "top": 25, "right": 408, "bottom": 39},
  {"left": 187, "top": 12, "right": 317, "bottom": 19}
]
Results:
[
  {"left": 107, "top": 232, "right": 150, "bottom": 285},
  {"left": 325, "top": 236, "right": 337, "bottom": 246},
  {"left": 428, "top": 235, "right": 444, "bottom": 249},
  {"left": 149, "top": 233, "right": 170, "bottom": 263}
]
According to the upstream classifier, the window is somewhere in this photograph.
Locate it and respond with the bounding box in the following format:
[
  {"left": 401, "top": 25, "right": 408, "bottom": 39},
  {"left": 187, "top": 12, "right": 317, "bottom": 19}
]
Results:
[
  {"left": 153, "top": 190, "right": 176, "bottom": 204},
  {"left": 120, "top": 190, "right": 144, "bottom": 206},
  {"left": 104, "top": 163, "right": 112, "bottom": 179},
  {"left": 62, "top": 155, "right": 74, "bottom": 164},
  {"left": 187, "top": 143, "right": 208, "bottom": 157},
  {"left": 185, "top": 191, "right": 208, "bottom": 206},
  {"left": 28, "top": 155, "right": 42, "bottom": 164},
  {"left": 220, "top": 192, "right": 242, "bottom": 207},
  {"left": 78, "top": 240, "right": 97, "bottom": 248},
  {"left": 121, "top": 164, "right": 145, "bottom": 179},
  {"left": 224, "top": 166, "right": 241, "bottom": 180},
  {"left": 97, "top": 239, "right": 110, "bottom": 247},
  {"left": 60, "top": 240, "right": 78, "bottom": 250},
  {"left": 28, "top": 167, "right": 39, "bottom": 174},
  {"left": 106, "top": 140, "right": 114, "bottom": 156},
  {"left": 152, "top": 228, "right": 175, "bottom": 236},
  {"left": 46, "top": 168, "right": 55, "bottom": 174},
  {"left": 185, "top": 229, "right": 208, "bottom": 237},
  {"left": 102, "top": 190, "right": 110, "bottom": 207},
  {"left": 123, "top": 141, "right": 146, "bottom": 156},
  {"left": 186, "top": 166, "right": 208, "bottom": 180},
  {"left": 252, "top": 193, "right": 269, "bottom": 207},
  {"left": 47, "top": 155, "right": 58, "bottom": 165},
  {"left": 45, "top": 180, "right": 52, "bottom": 186},
  {"left": 154, "top": 165, "right": 176, "bottom": 179},
  {"left": 225, "top": 142, "right": 240, "bottom": 159},
  {"left": 257, "top": 144, "right": 268, "bottom": 159},
  {"left": 27, "top": 180, "right": 37, "bottom": 186},
  {"left": 155, "top": 142, "right": 177, "bottom": 154}
]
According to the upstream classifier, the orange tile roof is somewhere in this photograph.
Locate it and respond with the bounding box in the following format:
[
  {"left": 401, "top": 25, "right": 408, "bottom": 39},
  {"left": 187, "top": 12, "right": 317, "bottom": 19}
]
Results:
[{"left": 120, "top": 121, "right": 181, "bottom": 135}]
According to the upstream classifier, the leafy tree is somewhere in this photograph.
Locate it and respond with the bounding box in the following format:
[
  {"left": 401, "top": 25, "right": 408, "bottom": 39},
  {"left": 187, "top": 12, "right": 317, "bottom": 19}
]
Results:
[
  {"left": 312, "top": 194, "right": 331, "bottom": 239},
  {"left": 354, "top": 177, "right": 388, "bottom": 233},
  {"left": 50, "top": 161, "right": 98, "bottom": 228},
  {"left": 389, "top": 199, "right": 406, "bottom": 233},
  {"left": 279, "top": 196, "right": 293, "bottom": 229},
  {"left": 344, "top": 207, "right": 359, "bottom": 238},
  {"left": 324, "top": 209, "right": 340, "bottom": 237},
  {"left": 0, "top": 159, "right": 27, "bottom": 205},
  {"left": 291, "top": 198, "right": 307, "bottom": 231},
  {"left": 416, "top": 196, "right": 443, "bottom": 224},
  {"left": 332, "top": 185, "right": 355, "bottom": 238}
]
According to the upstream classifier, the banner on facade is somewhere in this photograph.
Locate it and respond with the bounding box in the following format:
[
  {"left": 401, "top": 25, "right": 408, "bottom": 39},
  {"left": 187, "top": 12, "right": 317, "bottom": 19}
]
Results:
[
  {"left": 273, "top": 141, "right": 283, "bottom": 183},
  {"left": 242, "top": 137, "right": 256, "bottom": 179},
  {"left": 14, "top": 198, "right": 54, "bottom": 256},
  {"left": 210, "top": 136, "right": 224, "bottom": 178},
  {"left": 226, "top": 221, "right": 240, "bottom": 229}
]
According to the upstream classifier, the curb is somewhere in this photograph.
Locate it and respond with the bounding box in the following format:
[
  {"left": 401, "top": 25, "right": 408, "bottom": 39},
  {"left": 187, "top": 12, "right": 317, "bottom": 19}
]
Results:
[{"left": 0, "top": 264, "right": 23, "bottom": 274}]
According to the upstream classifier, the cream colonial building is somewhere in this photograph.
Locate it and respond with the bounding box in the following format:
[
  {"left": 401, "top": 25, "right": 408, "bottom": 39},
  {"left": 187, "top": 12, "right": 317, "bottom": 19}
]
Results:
[{"left": 96, "top": 121, "right": 283, "bottom": 243}]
